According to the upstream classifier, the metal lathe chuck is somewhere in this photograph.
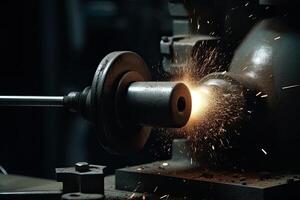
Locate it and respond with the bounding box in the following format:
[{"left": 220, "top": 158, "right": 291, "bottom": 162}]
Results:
[{"left": 0, "top": 51, "right": 192, "bottom": 154}]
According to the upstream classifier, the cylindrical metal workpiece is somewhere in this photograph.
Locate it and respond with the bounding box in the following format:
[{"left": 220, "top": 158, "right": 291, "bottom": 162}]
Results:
[
  {"left": 126, "top": 82, "right": 191, "bottom": 128},
  {"left": 0, "top": 96, "right": 64, "bottom": 107}
]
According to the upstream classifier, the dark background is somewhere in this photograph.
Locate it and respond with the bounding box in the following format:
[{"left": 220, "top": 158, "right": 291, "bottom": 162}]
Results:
[{"left": 0, "top": 0, "right": 172, "bottom": 178}]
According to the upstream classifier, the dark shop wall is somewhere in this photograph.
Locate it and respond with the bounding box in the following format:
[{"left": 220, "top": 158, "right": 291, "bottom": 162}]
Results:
[{"left": 0, "top": 0, "right": 171, "bottom": 178}]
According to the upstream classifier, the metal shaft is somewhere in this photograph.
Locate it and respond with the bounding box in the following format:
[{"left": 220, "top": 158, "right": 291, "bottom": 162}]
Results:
[
  {"left": 125, "top": 82, "right": 192, "bottom": 128},
  {"left": 0, "top": 96, "right": 64, "bottom": 107}
]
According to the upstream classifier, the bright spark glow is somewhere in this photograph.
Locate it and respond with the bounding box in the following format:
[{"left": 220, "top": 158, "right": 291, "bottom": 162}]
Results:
[
  {"left": 191, "top": 88, "right": 208, "bottom": 117},
  {"left": 274, "top": 36, "right": 281, "bottom": 40},
  {"left": 261, "top": 94, "right": 268, "bottom": 98},
  {"left": 282, "top": 84, "right": 300, "bottom": 90},
  {"left": 160, "top": 195, "right": 169, "bottom": 199},
  {"left": 261, "top": 148, "right": 268, "bottom": 155},
  {"left": 185, "top": 82, "right": 210, "bottom": 123}
]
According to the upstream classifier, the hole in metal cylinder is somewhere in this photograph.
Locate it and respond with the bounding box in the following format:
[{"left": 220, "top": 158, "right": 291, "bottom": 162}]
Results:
[{"left": 177, "top": 97, "right": 186, "bottom": 112}]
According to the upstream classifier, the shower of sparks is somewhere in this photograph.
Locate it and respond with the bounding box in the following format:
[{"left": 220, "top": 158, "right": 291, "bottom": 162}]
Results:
[
  {"left": 282, "top": 84, "right": 300, "bottom": 90},
  {"left": 164, "top": 40, "right": 246, "bottom": 168},
  {"left": 160, "top": 195, "right": 169, "bottom": 199},
  {"left": 130, "top": 193, "right": 136, "bottom": 199},
  {"left": 242, "top": 66, "right": 248, "bottom": 71},
  {"left": 261, "top": 94, "right": 268, "bottom": 98},
  {"left": 155, "top": 17, "right": 248, "bottom": 169},
  {"left": 171, "top": 70, "right": 245, "bottom": 168},
  {"left": 256, "top": 91, "right": 262, "bottom": 96},
  {"left": 261, "top": 148, "right": 268, "bottom": 155},
  {"left": 274, "top": 36, "right": 281, "bottom": 40}
]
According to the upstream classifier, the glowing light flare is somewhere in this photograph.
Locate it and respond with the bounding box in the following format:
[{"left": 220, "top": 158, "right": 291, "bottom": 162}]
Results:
[
  {"left": 190, "top": 87, "right": 209, "bottom": 118},
  {"left": 183, "top": 80, "right": 211, "bottom": 123}
]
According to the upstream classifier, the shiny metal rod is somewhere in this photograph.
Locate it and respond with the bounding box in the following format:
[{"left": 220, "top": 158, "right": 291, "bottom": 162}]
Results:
[{"left": 0, "top": 96, "right": 64, "bottom": 107}]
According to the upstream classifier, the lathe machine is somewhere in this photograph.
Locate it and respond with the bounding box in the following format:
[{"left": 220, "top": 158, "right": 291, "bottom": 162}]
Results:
[{"left": 1, "top": 0, "right": 300, "bottom": 199}]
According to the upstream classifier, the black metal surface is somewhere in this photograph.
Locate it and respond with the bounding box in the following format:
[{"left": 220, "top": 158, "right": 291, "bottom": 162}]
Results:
[
  {"left": 0, "top": 96, "right": 64, "bottom": 107},
  {"left": 227, "top": 18, "right": 300, "bottom": 170},
  {"left": 61, "top": 193, "right": 104, "bottom": 200},
  {"left": 160, "top": 35, "right": 221, "bottom": 74},
  {"left": 116, "top": 165, "right": 300, "bottom": 200},
  {"left": 0, "top": 174, "right": 62, "bottom": 200},
  {"left": 0, "top": 174, "right": 159, "bottom": 200}
]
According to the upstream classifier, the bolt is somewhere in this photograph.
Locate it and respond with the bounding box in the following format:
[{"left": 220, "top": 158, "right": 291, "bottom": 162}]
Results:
[
  {"left": 161, "top": 36, "right": 169, "bottom": 42},
  {"left": 75, "top": 162, "right": 90, "bottom": 172}
]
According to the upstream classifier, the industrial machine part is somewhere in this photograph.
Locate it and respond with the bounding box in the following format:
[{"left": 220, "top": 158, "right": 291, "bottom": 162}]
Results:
[
  {"left": 158, "top": 0, "right": 300, "bottom": 171},
  {"left": 56, "top": 162, "right": 105, "bottom": 200},
  {"left": 161, "top": 0, "right": 300, "bottom": 75},
  {"left": 0, "top": 51, "right": 192, "bottom": 154},
  {"left": 161, "top": 0, "right": 225, "bottom": 74},
  {"left": 184, "top": 17, "right": 300, "bottom": 171}
]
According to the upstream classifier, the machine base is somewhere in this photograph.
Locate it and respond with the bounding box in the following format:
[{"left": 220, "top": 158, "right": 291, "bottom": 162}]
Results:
[{"left": 116, "top": 160, "right": 300, "bottom": 200}]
